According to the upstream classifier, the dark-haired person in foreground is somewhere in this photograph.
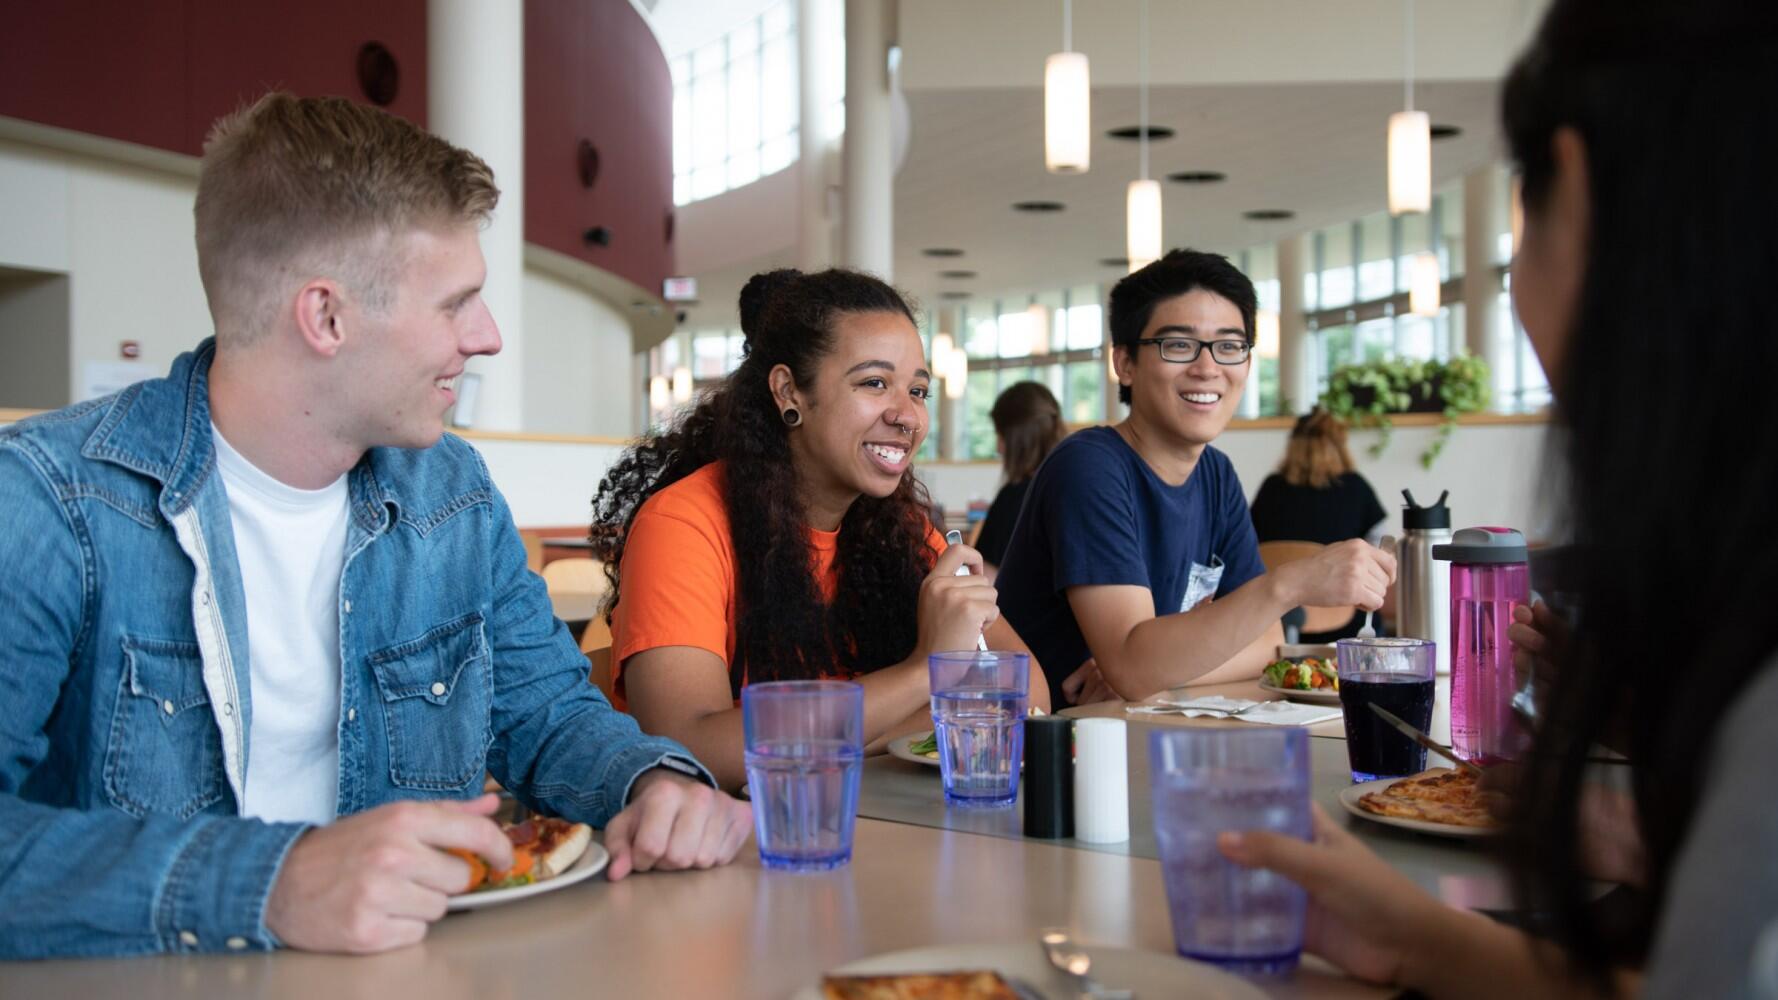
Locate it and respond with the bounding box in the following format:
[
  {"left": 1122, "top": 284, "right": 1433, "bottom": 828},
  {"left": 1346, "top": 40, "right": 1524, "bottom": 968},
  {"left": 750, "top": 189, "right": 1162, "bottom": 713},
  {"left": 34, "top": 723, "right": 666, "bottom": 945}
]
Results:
[
  {"left": 1220, "top": 1, "right": 1778, "bottom": 996},
  {"left": 0, "top": 94, "right": 747, "bottom": 959},
  {"left": 594, "top": 269, "right": 1049, "bottom": 788},
  {"left": 996, "top": 250, "right": 1393, "bottom": 709}
]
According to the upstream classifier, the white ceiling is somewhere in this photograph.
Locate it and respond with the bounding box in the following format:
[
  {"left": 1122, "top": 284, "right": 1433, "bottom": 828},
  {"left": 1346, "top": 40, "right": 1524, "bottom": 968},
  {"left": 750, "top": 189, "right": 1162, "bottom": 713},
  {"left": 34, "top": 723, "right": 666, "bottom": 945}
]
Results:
[
  {"left": 891, "top": 78, "right": 1502, "bottom": 306},
  {"left": 679, "top": 77, "right": 1503, "bottom": 327},
  {"left": 669, "top": 0, "right": 1543, "bottom": 329}
]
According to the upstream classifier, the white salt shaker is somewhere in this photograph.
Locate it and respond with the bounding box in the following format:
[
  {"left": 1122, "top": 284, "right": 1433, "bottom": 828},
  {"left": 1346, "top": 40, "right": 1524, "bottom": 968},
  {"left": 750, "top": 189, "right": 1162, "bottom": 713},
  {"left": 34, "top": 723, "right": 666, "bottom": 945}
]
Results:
[{"left": 1072, "top": 718, "right": 1130, "bottom": 843}]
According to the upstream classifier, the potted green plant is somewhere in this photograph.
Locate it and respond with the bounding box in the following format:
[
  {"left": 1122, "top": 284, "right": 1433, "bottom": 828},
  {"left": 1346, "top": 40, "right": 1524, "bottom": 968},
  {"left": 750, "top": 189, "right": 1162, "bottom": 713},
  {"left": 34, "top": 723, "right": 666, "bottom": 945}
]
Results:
[{"left": 1317, "top": 356, "right": 1490, "bottom": 468}]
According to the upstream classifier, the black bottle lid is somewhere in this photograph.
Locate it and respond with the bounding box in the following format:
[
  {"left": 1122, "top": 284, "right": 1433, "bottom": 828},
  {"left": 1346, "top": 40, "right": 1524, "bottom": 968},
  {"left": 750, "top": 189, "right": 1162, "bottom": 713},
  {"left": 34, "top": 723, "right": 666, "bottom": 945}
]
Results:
[
  {"left": 1402, "top": 489, "right": 1452, "bottom": 530},
  {"left": 1023, "top": 716, "right": 1074, "bottom": 839}
]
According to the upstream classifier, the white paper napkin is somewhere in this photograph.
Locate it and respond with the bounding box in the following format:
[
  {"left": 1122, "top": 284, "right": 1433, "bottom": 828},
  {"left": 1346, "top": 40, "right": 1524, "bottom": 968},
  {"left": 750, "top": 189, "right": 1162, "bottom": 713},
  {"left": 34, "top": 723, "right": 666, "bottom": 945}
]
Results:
[{"left": 1126, "top": 694, "right": 1342, "bottom": 727}]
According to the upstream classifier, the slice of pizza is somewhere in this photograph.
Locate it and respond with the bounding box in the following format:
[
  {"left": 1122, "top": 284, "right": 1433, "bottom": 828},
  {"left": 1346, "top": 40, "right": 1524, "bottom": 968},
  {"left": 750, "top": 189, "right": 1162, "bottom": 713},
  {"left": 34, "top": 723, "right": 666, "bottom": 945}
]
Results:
[
  {"left": 450, "top": 815, "right": 594, "bottom": 893},
  {"left": 1357, "top": 768, "right": 1496, "bottom": 828},
  {"left": 821, "top": 970, "right": 1022, "bottom": 1000}
]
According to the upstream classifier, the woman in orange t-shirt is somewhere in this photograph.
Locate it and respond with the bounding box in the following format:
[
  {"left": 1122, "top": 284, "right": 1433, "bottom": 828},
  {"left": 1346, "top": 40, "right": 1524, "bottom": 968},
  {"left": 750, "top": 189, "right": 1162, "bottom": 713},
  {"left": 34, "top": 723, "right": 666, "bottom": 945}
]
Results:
[{"left": 593, "top": 268, "right": 1048, "bottom": 788}]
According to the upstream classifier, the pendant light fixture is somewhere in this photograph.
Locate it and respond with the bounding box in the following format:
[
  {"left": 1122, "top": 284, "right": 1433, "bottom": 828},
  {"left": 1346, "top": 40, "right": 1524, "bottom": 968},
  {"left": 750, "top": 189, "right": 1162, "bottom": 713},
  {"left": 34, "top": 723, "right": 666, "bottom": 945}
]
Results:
[
  {"left": 943, "top": 346, "right": 969, "bottom": 399},
  {"left": 671, "top": 365, "right": 693, "bottom": 404},
  {"left": 1044, "top": 0, "right": 1090, "bottom": 173},
  {"left": 1125, "top": 0, "right": 1161, "bottom": 272},
  {"left": 648, "top": 374, "right": 670, "bottom": 416},
  {"left": 1255, "top": 309, "right": 1281, "bottom": 358},
  {"left": 1026, "top": 300, "right": 1051, "bottom": 355},
  {"left": 1387, "top": 0, "right": 1430, "bottom": 216},
  {"left": 1409, "top": 251, "right": 1441, "bottom": 316}
]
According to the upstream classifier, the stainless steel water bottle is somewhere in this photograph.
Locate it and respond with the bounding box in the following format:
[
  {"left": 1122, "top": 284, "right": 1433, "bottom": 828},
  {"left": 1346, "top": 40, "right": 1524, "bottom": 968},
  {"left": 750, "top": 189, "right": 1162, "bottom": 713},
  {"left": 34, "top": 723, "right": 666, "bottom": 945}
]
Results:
[{"left": 1395, "top": 489, "right": 1453, "bottom": 675}]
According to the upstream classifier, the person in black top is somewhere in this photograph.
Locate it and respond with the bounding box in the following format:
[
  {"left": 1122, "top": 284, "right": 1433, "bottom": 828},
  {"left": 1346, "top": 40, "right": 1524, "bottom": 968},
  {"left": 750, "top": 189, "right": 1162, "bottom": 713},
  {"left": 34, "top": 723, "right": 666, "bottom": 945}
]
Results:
[
  {"left": 973, "top": 381, "right": 1067, "bottom": 580},
  {"left": 1248, "top": 409, "right": 1387, "bottom": 640}
]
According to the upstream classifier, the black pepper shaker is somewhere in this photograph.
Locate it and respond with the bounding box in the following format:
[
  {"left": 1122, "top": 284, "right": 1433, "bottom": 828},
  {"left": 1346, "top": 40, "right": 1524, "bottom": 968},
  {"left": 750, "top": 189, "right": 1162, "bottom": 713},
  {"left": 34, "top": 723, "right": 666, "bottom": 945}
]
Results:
[{"left": 1023, "top": 715, "right": 1074, "bottom": 838}]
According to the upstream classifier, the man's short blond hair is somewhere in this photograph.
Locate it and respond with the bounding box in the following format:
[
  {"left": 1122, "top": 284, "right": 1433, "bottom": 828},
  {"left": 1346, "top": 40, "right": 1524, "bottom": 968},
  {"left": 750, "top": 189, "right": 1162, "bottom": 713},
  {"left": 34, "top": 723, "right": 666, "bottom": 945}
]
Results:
[{"left": 194, "top": 92, "right": 499, "bottom": 344}]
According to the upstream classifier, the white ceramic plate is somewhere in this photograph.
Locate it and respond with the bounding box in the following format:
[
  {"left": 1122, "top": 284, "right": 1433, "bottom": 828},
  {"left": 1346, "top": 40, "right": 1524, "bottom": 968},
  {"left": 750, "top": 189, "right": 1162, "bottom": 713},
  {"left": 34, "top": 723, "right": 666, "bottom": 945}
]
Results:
[
  {"left": 887, "top": 732, "right": 941, "bottom": 768},
  {"left": 1257, "top": 680, "right": 1343, "bottom": 706},
  {"left": 793, "top": 942, "right": 1270, "bottom": 1000},
  {"left": 445, "top": 839, "right": 610, "bottom": 911},
  {"left": 1337, "top": 777, "right": 1497, "bottom": 840}
]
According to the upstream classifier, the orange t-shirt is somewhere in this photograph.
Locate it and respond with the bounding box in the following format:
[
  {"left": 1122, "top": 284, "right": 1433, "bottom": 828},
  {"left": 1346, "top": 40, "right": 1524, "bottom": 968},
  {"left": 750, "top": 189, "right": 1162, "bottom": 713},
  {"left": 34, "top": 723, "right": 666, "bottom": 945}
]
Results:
[{"left": 609, "top": 462, "right": 943, "bottom": 708}]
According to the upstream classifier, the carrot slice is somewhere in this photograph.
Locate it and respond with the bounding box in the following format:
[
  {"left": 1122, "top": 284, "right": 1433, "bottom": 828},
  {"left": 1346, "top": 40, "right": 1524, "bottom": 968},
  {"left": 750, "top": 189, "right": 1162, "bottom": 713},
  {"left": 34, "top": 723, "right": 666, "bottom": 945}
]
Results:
[
  {"left": 487, "top": 846, "right": 534, "bottom": 884},
  {"left": 447, "top": 848, "right": 488, "bottom": 892}
]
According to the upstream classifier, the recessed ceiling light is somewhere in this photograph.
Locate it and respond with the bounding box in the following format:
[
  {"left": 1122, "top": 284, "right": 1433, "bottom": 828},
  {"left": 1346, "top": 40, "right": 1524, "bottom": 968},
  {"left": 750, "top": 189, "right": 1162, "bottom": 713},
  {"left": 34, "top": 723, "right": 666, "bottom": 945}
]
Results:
[
  {"left": 1429, "top": 124, "right": 1463, "bottom": 140},
  {"left": 938, "top": 269, "right": 977, "bottom": 279},
  {"left": 1167, "top": 170, "right": 1226, "bottom": 184},
  {"left": 922, "top": 247, "right": 966, "bottom": 257},
  {"left": 1012, "top": 201, "right": 1066, "bottom": 213},
  {"left": 1242, "top": 209, "right": 1296, "bottom": 221},
  {"left": 1106, "top": 125, "right": 1176, "bottom": 141},
  {"left": 1099, "top": 257, "right": 1130, "bottom": 267},
  {"left": 939, "top": 291, "right": 972, "bottom": 300}
]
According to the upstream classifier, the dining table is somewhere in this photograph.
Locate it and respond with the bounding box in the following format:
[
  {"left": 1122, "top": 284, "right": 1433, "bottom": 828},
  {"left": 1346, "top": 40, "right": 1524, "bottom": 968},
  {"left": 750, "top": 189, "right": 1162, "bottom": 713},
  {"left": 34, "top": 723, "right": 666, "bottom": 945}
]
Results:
[{"left": 0, "top": 674, "right": 1494, "bottom": 999}]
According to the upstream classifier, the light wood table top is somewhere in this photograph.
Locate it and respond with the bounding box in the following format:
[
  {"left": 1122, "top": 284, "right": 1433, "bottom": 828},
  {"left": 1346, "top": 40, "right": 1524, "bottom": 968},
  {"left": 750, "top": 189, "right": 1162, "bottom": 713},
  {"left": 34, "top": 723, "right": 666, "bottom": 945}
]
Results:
[
  {"left": 858, "top": 722, "right": 1508, "bottom": 911},
  {"left": 1064, "top": 675, "right": 1454, "bottom": 746},
  {"left": 0, "top": 818, "right": 1390, "bottom": 1000}
]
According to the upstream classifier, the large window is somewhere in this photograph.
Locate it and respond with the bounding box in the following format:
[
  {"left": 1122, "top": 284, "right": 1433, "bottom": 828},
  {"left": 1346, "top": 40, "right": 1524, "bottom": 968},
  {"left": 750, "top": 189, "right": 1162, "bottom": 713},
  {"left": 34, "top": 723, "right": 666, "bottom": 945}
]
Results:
[
  {"left": 945, "top": 287, "right": 1107, "bottom": 460},
  {"left": 671, "top": 3, "right": 798, "bottom": 205},
  {"left": 1292, "top": 181, "right": 1544, "bottom": 407}
]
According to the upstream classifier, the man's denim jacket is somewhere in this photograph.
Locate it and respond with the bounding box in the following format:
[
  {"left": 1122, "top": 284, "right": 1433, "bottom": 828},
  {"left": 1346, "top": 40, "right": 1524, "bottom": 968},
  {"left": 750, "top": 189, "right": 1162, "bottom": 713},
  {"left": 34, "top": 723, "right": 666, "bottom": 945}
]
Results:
[{"left": 0, "top": 340, "right": 710, "bottom": 958}]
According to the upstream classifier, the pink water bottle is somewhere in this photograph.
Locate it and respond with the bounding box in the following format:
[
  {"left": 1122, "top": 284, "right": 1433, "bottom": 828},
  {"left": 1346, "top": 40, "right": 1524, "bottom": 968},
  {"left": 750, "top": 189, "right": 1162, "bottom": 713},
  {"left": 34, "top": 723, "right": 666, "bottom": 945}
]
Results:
[{"left": 1433, "top": 527, "right": 1530, "bottom": 764}]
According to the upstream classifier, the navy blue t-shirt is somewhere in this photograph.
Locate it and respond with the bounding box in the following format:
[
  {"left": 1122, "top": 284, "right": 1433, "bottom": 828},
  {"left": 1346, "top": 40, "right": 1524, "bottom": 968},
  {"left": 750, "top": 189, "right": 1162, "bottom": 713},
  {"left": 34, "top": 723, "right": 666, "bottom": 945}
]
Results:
[{"left": 996, "top": 426, "right": 1266, "bottom": 709}]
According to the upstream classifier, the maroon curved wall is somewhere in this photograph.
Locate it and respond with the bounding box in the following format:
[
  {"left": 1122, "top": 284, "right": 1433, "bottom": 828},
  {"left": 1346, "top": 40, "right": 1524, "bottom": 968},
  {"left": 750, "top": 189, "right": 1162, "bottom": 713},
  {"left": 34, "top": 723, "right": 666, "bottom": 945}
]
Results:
[
  {"left": 0, "top": 0, "right": 674, "bottom": 296},
  {"left": 525, "top": 0, "right": 675, "bottom": 297},
  {"left": 0, "top": 0, "right": 428, "bottom": 155}
]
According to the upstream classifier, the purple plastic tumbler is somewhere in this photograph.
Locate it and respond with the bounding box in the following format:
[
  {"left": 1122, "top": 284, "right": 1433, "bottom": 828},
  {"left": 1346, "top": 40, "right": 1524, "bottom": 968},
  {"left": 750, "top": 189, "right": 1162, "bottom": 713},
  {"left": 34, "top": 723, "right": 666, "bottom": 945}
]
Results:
[{"left": 1434, "top": 527, "right": 1530, "bottom": 764}]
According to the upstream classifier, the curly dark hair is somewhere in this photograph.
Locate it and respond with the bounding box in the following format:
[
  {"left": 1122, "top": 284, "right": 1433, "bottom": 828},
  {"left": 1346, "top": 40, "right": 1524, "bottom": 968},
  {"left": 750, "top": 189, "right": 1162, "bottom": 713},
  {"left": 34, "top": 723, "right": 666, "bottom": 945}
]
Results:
[{"left": 592, "top": 268, "right": 936, "bottom": 696}]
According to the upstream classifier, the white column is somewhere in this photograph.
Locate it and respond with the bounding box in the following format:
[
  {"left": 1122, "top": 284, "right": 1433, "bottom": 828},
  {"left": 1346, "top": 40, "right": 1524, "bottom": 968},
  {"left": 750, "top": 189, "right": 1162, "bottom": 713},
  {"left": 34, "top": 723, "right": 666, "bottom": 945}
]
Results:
[
  {"left": 936, "top": 307, "right": 963, "bottom": 459},
  {"left": 1277, "top": 233, "right": 1316, "bottom": 415},
  {"left": 1463, "top": 165, "right": 1511, "bottom": 403},
  {"left": 797, "top": 0, "right": 835, "bottom": 271},
  {"left": 841, "top": 0, "right": 893, "bottom": 279},
  {"left": 429, "top": 0, "right": 524, "bottom": 431}
]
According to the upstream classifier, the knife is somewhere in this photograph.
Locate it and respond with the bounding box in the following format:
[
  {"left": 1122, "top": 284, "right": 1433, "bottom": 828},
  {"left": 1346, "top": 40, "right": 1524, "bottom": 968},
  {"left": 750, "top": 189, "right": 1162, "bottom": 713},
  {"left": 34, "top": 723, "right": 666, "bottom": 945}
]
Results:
[{"left": 1367, "top": 703, "right": 1486, "bottom": 777}]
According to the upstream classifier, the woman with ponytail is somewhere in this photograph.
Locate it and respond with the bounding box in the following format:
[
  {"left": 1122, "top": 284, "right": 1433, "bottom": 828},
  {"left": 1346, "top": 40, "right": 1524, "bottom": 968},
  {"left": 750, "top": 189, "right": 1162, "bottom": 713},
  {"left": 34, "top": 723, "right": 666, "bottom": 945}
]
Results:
[{"left": 593, "top": 268, "right": 1047, "bottom": 787}]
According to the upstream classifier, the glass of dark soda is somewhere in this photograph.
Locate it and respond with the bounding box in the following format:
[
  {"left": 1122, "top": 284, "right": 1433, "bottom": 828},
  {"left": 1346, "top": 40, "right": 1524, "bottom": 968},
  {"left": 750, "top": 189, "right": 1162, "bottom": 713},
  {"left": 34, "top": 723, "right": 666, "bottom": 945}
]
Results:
[{"left": 1335, "top": 637, "right": 1437, "bottom": 782}]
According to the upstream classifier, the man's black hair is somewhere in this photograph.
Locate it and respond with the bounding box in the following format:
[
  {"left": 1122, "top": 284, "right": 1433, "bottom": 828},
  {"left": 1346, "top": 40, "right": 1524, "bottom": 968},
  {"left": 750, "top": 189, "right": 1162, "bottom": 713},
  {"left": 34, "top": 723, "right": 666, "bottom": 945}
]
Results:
[{"left": 1107, "top": 249, "right": 1257, "bottom": 405}]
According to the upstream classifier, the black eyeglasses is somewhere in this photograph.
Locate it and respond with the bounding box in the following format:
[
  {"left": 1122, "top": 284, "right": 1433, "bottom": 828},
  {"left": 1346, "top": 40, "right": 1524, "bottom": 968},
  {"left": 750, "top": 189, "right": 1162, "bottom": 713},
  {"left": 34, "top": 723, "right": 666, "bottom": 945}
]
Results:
[{"left": 1133, "top": 336, "right": 1252, "bottom": 365}]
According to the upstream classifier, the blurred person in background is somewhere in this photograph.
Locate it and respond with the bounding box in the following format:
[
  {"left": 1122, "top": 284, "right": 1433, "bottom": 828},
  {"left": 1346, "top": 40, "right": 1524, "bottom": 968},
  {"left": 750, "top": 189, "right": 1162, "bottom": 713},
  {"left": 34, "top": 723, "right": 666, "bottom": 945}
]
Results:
[
  {"left": 1248, "top": 408, "right": 1388, "bottom": 640},
  {"left": 971, "top": 381, "right": 1069, "bottom": 581}
]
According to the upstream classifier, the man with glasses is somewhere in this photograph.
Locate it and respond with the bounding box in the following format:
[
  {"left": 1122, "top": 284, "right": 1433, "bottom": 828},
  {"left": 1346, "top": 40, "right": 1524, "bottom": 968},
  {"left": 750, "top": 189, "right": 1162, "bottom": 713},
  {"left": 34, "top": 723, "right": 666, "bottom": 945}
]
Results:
[{"left": 996, "top": 249, "right": 1394, "bottom": 708}]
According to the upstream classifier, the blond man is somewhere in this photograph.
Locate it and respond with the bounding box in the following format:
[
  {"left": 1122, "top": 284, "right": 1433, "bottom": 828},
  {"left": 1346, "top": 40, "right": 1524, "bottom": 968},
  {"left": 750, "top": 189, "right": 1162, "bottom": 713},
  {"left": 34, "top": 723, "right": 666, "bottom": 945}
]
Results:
[{"left": 0, "top": 93, "right": 749, "bottom": 959}]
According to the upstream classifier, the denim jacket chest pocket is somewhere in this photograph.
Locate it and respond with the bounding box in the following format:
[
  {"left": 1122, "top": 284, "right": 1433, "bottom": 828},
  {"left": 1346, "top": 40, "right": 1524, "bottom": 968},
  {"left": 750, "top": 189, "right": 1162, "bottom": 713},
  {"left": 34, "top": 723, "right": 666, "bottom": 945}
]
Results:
[
  {"left": 367, "top": 612, "right": 492, "bottom": 791},
  {"left": 104, "top": 636, "right": 227, "bottom": 819}
]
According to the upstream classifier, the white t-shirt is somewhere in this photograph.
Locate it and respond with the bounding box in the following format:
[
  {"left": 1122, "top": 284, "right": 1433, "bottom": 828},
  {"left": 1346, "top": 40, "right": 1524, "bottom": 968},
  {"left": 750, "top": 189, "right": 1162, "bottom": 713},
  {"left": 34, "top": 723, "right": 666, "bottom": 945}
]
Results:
[{"left": 212, "top": 425, "right": 349, "bottom": 825}]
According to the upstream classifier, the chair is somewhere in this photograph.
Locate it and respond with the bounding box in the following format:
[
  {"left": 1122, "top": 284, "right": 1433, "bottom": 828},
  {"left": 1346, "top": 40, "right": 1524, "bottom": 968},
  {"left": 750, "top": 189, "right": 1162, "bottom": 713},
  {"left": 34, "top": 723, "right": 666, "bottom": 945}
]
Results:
[
  {"left": 1256, "top": 540, "right": 1358, "bottom": 639},
  {"left": 582, "top": 626, "right": 615, "bottom": 701},
  {"left": 541, "top": 557, "right": 607, "bottom": 597}
]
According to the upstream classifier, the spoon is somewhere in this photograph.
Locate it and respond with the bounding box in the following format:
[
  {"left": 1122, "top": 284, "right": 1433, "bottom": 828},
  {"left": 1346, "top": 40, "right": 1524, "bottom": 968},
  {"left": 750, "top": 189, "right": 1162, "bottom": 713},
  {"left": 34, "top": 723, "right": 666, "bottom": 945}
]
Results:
[
  {"left": 1039, "top": 929, "right": 1135, "bottom": 1000},
  {"left": 1357, "top": 609, "right": 1377, "bottom": 639}
]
